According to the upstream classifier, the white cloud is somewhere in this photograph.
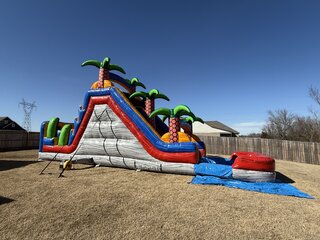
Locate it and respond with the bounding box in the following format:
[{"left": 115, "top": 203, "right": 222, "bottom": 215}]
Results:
[{"left": 231, "top": 121, "right": 265, "bottom": 135}]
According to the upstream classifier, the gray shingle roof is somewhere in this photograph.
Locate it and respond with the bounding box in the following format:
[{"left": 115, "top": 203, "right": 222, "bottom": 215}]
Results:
[{"left": 205, "top": 121, "right": 239, "bottom": 134}]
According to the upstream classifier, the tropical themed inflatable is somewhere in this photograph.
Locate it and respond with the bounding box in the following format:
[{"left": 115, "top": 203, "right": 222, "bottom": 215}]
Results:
[{"left": 38, "top": 57, "right": 313, "bottom": 199}]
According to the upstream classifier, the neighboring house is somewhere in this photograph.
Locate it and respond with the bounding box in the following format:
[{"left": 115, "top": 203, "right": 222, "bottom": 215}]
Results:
[
  {"left": 192, "top": 121, "right": 239, "bottom": 137},
  {"left": 0, "top": 116, "right": 25, "bottom": 131}
]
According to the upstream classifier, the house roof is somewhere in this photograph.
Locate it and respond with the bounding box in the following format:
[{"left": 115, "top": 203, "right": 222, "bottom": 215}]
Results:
[
  {"left": 0, "top": 116, "right": 25, "bottom": 131},
  {"left": 205, "top": 121, "right": 239, "bottom": 134}
]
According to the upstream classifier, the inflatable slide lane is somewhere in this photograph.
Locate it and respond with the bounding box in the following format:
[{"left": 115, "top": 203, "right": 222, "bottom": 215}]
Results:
[{"left": 39, "top": 86, "right": 205, "bottom": 175}]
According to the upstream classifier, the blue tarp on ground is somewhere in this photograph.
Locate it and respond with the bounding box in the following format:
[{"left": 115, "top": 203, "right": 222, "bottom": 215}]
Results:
[
  {"left": 194, "top": 156, "right": 234, "bottom": 178},
  {"left": 193, "top": 156, "right": 314, "bottom": 199},
  {"left": 194, "top": 163, "right": 233, "bottom": 178},
  {"left": 191, "top": 175, "right": 314, "bottom": 199}
]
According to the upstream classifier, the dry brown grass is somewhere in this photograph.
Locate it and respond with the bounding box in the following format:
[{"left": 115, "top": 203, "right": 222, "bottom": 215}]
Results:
[{"left": 0, "top": 150, "right": 320, "bottom": 240}]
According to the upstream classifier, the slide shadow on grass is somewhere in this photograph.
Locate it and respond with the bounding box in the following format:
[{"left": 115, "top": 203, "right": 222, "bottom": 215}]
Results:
[
  {"left": 0, "top": 196, "right": 15, "bottom": 205},
  {"left": 0, "top": 159, "right": 39, "bottom": 171},
  {"left": 276, "top": 171, "right": 295, "bottom": 183}
]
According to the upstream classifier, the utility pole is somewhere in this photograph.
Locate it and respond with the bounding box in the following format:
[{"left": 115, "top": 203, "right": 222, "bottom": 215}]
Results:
[{"left": 19, "top": 99, "right": 37, "bottom": 132}]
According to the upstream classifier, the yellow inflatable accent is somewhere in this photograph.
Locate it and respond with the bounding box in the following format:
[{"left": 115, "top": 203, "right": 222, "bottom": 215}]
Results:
[
  {"left": 91, "top": 80, "right": 114, "bottom": 89},
  {"left": 63, "top": 160, "right": 72, "bottom": 170},
  {"left": 161, "top": 132, "right": 192, "bottom": 143},
  {"left": 161, "top": 132, "right": 170, "bottom": 142},
  {"left": 179, "top": 132, "right": 192, "bottom": 142},
  {"left": 44, "top": 123, "right": 48, "bottom": 138}
]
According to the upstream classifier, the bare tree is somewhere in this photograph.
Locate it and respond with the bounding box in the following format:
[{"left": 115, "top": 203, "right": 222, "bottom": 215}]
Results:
[
  {"left": 309, "top": 86, "right": 320, "bottom": 121},
  {"left": 262, "top": 109, "right": 295, "bottom": 140},
  {"left": 261, "top": 87, "right": 320, "bottom": 142},
  {"left": 245, "top": 133, "right": 262, "bottom": 138},
  {"left": 309, "top": 86, "right": 320, "bottom": 106},
  {"left": 262, "top": 108, "right": 320, "bottom": 142},
  {"left": 291, "top": 116, "right": 320, "bottom": 142}
]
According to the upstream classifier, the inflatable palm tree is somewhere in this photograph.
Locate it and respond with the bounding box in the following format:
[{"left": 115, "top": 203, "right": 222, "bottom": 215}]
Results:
[
  {"left": 130, "top": 89, "right": 169, "bottom": 127},
  {"left": 81, "top": 57, "right": 126, "bottom": 88},
  {"left": 149, "top": 105, "right": 193, "bottom": 143},
  {"left": 181, "top": 115, "right": 204, "bottom": 135},
  {"left": 127, "top": 77, "right": 146, "bottom": 93}
]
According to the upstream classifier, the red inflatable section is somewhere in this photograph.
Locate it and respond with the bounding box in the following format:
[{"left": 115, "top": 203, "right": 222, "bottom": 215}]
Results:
[{"left": 231, "top": 152, "right": 275, "bottom": 172}]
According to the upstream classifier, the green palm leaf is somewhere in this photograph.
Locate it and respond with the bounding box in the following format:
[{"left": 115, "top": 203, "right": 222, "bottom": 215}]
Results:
[
  {"left": 148, "top": 89, "right": 159, "bottom": 99},
  {"left": 155, "top": 93, "right": 170, "bottom": 101},
  {"left": 129, "top": 91, "right": 148, "bottom": 100},
  {"left": 180, "top": 111, "right": 194, "bottom": 118},
  {"left": 195, "top": 117, "right": 204, "bottom": 124},
  {"left": 173, "top": 105, "right": 191, "bottom": 117},
  {"left": 135, "top": 82, "right": 146, "bottom": 89},
  {"left": 147, "top": 89, "right": 170, "bottom": 101},
  {"left": 129, "top": 78, "right": 146, "bottom": 89},
  {"left": 149, "top": 108, "right": 171, "bottom": 119},
  {"left": 130, "top": 77, "right": 139, "bottom": 84},
  {"left": 101, "top": 57, "right": 110, "bottom": 68},
  {"left": 184, "top": 116, "right": 194, "bottom": 124},
  {"left": 81, "top": 60, "right": 100, "bottom": 68},
  {"left": 109, "top": 64, "right": 126, "bottom": 74},
  {"left": 183, "top": 114, "right": 204, "bottom": 124},
  {"left": 162, "top": 115, "right": 168, "bottom": 122}
]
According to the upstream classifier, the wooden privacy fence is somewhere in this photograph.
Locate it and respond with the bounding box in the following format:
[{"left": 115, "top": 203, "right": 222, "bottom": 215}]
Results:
[
  {"left": 0, "top": 131, "right": 40, "bottom": 151},
  {"left": 1, "top": 131, "right": 320, "bottom": 164},
  {"left": 199, "top": 136, "right": 320, "bottom": 165}
]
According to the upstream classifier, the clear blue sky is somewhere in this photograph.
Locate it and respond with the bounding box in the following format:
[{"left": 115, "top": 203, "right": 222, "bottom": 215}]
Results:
[{"left": 1, "top": 0, "right": 320, "bottom": 134}]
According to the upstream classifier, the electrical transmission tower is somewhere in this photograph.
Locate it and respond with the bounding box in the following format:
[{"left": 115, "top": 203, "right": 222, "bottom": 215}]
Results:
[{"left": 19, "top": 99, "right": 37, "bottom": 132}]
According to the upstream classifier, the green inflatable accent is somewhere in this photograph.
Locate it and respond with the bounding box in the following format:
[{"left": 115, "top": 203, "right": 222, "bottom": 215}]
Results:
[
  {"left": 173, "top": 105, "right": 191, "bottom": 117},
  {"left": 81, "top": 57, "right": 126, "bottom": 74},
  {"left": 58, "top": 124, "right": 71, "bottom": 146},
  {"left": 47, "top": 117, "right": 59, "bottom": 138}
]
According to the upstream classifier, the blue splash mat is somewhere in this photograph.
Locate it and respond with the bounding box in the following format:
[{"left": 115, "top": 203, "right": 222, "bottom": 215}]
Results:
[
  {"left": 191, "top": 175, "right": 314, "bottom": 199},
  {"left": 193, "top": 156, "right": 314, "bottom": 199}
]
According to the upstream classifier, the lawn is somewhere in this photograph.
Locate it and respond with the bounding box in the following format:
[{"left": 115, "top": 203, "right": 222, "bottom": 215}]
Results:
[{"left": 0, "top": 150, "right": 319, "bottom": 240}]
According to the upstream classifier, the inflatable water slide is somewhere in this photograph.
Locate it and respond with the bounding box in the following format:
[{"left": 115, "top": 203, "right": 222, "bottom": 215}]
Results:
[
  {"left": 39, "top": 57, "right": 207, "bottom": 175},
  {"left": 38, "top": 57, "right": 276, "bottom": 180},
  {"left": 38, "top": 57, "right": 315, "bottom": 198}
]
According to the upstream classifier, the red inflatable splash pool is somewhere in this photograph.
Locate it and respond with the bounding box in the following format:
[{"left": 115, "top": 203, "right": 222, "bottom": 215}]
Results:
[{"left": 231, "top": 152, "right": 275, "bottom": 172}]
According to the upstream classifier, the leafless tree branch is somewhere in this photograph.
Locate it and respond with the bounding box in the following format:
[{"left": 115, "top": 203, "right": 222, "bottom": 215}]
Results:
[{"left": 309, "top": 86, "right": 320, "bottom": 106}]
